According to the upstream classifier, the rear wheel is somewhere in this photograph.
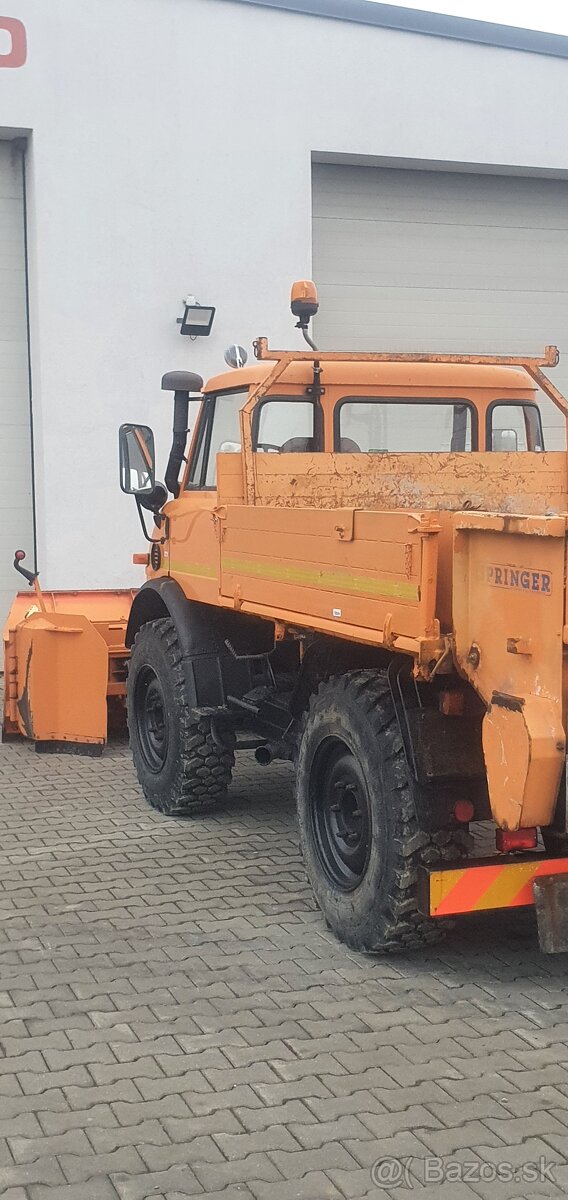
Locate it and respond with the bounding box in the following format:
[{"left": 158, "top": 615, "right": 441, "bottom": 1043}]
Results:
[
  {"left": 296, "top": 669, "right": 468, "bottom": 951},
  {"left": 127, "top": 618, "right": 234, "bottom": 815}
]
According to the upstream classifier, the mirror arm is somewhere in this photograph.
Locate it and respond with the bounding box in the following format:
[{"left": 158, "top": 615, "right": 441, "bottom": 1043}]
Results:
[{"left": 135, "top": 496, "right": 168, "bottom": 545}]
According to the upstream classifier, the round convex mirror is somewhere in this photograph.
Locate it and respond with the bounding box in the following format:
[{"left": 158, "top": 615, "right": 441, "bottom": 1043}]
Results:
[{"left": 224, "top": 344, "right": 248, "bottom": 369}]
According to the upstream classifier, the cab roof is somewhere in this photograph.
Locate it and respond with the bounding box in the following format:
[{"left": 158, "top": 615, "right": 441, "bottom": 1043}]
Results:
[{"left": 203, "top": 360, "right": 537, "bottom": 395}]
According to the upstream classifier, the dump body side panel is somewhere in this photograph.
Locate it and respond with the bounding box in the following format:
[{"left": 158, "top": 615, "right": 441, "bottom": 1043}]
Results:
[
  {"left": 216, "top": 451, "right": 568, "bottom": 644},
  {"left": 250, "top": 451, "right": 568, "bottom": 514},
  {"left": 219, "top": 503, "right": 440, "bottom": 650}
]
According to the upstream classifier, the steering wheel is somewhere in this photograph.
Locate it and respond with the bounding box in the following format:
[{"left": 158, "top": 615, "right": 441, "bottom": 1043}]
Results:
[{"left": 255, "top": 442, "right": 282, "bottom": 453}]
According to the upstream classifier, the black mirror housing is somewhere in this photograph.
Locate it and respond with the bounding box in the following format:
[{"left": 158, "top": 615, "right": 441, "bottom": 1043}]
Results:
[{"left": 138, "top": 482, "right": 168, "bottom": 513}]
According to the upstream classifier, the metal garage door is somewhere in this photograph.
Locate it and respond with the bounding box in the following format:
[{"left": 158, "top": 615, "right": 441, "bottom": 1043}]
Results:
[
  {"left": 312, "top": 163, "right": 568, "bottom": 448},
  {"left": 0, "top": 141, "right": 33, "bottom": 626}
]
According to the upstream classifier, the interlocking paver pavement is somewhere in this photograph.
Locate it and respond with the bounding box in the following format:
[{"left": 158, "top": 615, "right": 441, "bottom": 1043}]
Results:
[{"left": 1, "top": 733, "right": 568, "bottom": 1198}]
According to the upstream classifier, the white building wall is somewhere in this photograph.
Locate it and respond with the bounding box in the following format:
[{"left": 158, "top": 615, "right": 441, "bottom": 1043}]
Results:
[{"left": 0, "top": 0, "right": 567, "bottom": 588}]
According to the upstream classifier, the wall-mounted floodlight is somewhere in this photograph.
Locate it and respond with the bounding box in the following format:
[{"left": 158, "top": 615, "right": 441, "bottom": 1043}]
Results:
[{"left": 177, "top": 294, "right": 216, "bottom": 337}]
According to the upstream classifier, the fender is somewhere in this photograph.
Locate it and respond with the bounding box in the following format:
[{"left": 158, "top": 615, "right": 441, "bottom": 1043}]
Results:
[
  {"left": 126, "top": 578, "right": 214, "bottom": 654},
  {"left": 126, "top": 578, "right": 273, "bottom": 710}
]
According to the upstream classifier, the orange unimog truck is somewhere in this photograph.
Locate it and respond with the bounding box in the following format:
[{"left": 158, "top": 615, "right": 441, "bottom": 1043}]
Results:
[
  {"left": 114, "top": 281, "right": 568, "bottom": 952},
  {"left": 7, "top": 280, "right": 568, "bottom": 951}
]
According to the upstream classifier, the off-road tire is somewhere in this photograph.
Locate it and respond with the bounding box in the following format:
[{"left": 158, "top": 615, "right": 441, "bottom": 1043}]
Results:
[
  {"left": 296, "top": 669, "right": 470, "bottom": 952},
  {"left": 127, "top": 617, "right": 235, "bottom": 815}
]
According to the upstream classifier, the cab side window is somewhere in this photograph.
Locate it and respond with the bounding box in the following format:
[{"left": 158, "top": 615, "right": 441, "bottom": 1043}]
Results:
[
  {"left": 254, "top": 400, "right": 315, "bottom": 453},
  {"left": 186, "top": 391, "right": 244, "bottom": 489}
]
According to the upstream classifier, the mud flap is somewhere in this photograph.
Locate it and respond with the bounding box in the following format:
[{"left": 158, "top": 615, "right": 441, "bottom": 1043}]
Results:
[{"left": 533, "top": 874, "right": 568, "bottom": 954}]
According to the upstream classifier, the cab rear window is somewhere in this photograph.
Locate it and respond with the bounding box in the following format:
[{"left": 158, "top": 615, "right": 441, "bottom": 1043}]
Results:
[
  {"left": 488, "top": 403, "right": 544, "bottom": 451},
  {"left": 336, "top": 399, "right": 476, "bottom": 453},
  {"left": 253, "top": 398, "right": 316, "bottom": 453}
]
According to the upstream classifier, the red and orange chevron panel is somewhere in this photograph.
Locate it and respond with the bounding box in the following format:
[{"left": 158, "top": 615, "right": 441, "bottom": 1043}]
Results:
[{"left": 427, "top": 857, "right": 568, "bottom": 917}]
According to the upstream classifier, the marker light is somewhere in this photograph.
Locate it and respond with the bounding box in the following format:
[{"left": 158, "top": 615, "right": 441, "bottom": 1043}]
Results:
[{"left": 496, "top": 828, "right": 538, "bottom": 852}]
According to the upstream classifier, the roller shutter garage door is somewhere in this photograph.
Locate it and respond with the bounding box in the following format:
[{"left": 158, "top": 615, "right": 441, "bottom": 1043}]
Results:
[
  {"left": 312, "top": 163, "right": 568, "bottom": 448},
  {"left": 0, "top": 141, "right": 33, "bottom": 626}
]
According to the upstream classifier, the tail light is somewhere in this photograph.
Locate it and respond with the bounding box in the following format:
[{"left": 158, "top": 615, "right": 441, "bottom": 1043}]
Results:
[{"left": 454, "top": 800, "right": 475, "bottom": 824}]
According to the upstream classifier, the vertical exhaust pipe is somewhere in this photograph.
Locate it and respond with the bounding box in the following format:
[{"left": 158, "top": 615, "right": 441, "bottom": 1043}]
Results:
[{"left": 161, "top": 371, "right": 203, "bottom": 497}]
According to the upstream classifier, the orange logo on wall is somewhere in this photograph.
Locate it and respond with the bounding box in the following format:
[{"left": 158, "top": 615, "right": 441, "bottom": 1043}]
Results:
[{"left": 0, "top": 16, "right": 26, "bottom": 67}]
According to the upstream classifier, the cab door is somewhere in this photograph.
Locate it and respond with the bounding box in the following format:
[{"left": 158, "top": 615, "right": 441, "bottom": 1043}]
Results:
[{"left": 165, "top": 389, "right": 245, "bottom": 604}]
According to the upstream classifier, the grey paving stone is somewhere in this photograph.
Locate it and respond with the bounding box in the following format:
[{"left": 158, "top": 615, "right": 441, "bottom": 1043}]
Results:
[
  {"left": 38, "top": 1103, "right": 119, "bottom": 1135},
  {"left": 233, "top": 1099, "right": 317, "bottom": 1132},
  {"left": 166, "top": 1192, "right": 251, "bottom": 1200},
  {"left": 188, "top": 1084, "right": 265, "bottom": 1115},
  {"left": 248, "top": 1174, "right": 341, "bottom": 1199},
  {"left": 28, "top": 1182, "right": 120, "bottom": 1200},
  {"left": 8, "top": 1127, "right": 92, "bottom": 1164},
  {"left": 60, "top": 1146, "right": 146, "bottom": 1184},
  {"left": 191, "top": 1151, "right": 282, "bottom": 1190},
  {"left": 111, "top": 1095, "right": 191, "bottom": 1126},
  {"left": 87, "top": 1118, "right": 172, "bottom": 1153},
  {"left": 0, "top": 1157, "right": 66, "bottom": 1190},
  {"left": 0, "top": 1112, "right": 43, "bottom": 1139},
  {"left": 162, "top": 1111, "right": 243, "bottom": 1142},
  {"left": 138, "top": 1137, "right": 225, "bottom": 1170},
  {"left": 112, "top": 1166, "right": 203, "bottom": 1199},
  {"left": 213, "top": 1125, "right": 300, "bottom": 1158}
]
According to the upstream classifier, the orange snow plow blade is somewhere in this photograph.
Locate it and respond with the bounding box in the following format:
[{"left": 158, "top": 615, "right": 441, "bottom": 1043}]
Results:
[{"left": 3, "top": 590, "right": 135, "bottom": 753}]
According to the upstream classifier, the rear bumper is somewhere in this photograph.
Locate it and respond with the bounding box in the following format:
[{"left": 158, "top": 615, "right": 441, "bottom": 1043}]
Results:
[{"left": 418, "top": 854, "right": 568, "bottom": 917}]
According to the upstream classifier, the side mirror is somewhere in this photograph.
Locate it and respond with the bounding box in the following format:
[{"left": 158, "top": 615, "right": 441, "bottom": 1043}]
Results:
[{"left": 119, "top": 423, "right": 156, "bottom": 494}]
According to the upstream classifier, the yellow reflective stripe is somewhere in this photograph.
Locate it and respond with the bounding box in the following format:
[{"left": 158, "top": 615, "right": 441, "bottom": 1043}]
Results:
[
  {"left": 221, "top": 555, "right": 419, "bottom": 601},
  {"left": 430, "top": 868, "right": 467, "bottom": 914},
  {"left": 472, "top": 862, "right": 541, "bottom": 912},
  {"left": 170, "top": 561, "right": 217, "bottom": 579},
  {"left": 429, "top": 859, "right": 568, "bottom": 917}
]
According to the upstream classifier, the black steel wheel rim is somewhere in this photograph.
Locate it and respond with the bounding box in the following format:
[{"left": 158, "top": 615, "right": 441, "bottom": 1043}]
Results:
[
  {"left": 309, "top": 737, "right": 372, "bottom": 891},
  {"left": 135, "top": 665, "right": 169, "bottom": 772}
]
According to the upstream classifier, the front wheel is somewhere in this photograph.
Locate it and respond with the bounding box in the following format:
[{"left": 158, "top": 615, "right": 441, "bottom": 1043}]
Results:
[
  {"left": 127, "top": 618, "right": 234, "bottom": 815},
  {"left": 296, "top": 669, "right": 467, "bottom": 952}
]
